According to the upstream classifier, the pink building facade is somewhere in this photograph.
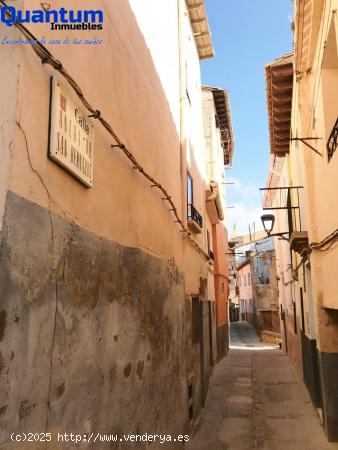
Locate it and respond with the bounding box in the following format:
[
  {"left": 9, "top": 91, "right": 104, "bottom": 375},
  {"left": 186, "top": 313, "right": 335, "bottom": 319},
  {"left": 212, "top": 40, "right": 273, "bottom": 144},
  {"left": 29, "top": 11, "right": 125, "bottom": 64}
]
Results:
[{"left": 237, "top": 260, "right": 254, "bottom": 323}]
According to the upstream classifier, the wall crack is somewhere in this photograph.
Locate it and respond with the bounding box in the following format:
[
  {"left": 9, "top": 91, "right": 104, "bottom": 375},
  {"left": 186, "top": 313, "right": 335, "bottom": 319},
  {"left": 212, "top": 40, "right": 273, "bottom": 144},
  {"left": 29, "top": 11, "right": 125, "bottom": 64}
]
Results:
[{"left": 15, "top": 120, "right": 55, "bottom": 245}]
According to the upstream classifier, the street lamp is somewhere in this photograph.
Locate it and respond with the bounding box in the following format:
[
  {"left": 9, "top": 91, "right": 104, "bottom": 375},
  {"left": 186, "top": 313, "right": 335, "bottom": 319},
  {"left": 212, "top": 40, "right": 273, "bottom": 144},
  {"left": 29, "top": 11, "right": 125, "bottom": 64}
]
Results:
[
  {"left": 260, "top": 214, "right": 290, "bottom": 241},
  {"left": 261, "top": 214, "right": 275, "bottom": 236}
]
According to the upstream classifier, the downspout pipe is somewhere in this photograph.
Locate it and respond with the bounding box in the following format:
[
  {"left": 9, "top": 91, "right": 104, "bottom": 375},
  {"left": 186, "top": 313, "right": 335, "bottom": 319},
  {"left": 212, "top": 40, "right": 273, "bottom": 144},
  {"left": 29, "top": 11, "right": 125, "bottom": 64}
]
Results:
[
  {"left": 178, "top": 0, "right": 188, "bottom": 227},
  {"left": 206, "top": 182, "right": 225, "bottom": 222}
]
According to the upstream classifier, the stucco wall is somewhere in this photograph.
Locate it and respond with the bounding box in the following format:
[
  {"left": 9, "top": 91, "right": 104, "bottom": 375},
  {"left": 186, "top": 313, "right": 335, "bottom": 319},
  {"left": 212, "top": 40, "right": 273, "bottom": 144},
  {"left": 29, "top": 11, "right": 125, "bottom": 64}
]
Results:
[
  {"left": 1, "top": 0, "right": 211, "bottom": 298},
  {"left": 295, "top": 3, "right": 338, "bottom": 438},
  {"left": 271, "top": 160, "right": 303, "bottom": 372},
  {"left": 202, "top": 90, "right": 226, "bottom": 206},
  {"left": 201, "top": 89, "right": 230, "bottom": 359},
  {"left": 0, "top": 0, "right": 215, "bottom": 443},
  {"left": 238, "top": 263, "right": 252, "bottom": 302},
  {"left": 8, "top": 0, "right": 184, "bottom": 263},
  {"left": 295, "top": 0, "right": 338, "bottom": 339},
  {"left": 0, "top": 21, "right": 20, "bottom": 235}
]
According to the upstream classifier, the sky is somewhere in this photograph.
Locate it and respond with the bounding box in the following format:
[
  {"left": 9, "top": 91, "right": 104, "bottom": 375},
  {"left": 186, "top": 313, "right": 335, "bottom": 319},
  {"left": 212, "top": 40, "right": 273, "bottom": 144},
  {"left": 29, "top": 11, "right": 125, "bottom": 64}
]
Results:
[{"left": 201, "top": 0, "right": 293, "bottom": 237}]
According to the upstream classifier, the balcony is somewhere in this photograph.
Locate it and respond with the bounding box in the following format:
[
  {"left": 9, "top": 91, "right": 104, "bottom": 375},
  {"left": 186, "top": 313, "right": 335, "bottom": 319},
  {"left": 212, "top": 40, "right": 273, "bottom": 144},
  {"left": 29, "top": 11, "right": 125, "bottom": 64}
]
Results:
[
  {"left": 327, "top": 117, "right": 338, "bottom": 161},
  {"left": 206, "top": 181, "right": 224, "bottom": 224},
  {"left": 290, "top": 231, "right": 309, "bottom": 255},
  {"left": 187, "top": 204, "right": 203, "bottom": 234}
]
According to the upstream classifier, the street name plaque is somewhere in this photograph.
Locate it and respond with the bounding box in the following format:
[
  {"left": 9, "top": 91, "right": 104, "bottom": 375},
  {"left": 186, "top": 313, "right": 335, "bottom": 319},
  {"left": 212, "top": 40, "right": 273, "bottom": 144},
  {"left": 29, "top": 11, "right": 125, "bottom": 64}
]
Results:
[{"left": 49, "top": 76, "right": 94, "bottom": 187}]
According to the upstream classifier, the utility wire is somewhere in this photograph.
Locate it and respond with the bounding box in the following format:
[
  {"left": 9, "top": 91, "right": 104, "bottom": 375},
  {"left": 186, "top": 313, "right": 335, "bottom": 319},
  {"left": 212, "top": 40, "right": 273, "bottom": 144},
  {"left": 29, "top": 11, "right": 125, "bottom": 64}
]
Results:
[
  {"left": 291, "top": 228, "right": 338, "bottom": 279},
  {"left": 309, "top": 228, "right": 338, "bottom": 252},
  {"left": 0, "top": 0, "right": 209, "bottom": 259}
]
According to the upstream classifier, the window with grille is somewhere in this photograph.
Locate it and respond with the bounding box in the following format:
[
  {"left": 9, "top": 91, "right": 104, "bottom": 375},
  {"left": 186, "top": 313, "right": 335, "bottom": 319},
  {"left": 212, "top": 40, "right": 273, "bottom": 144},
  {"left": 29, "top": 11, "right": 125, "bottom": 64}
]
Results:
[{"left": 327, "top": 117, "right": 338, "bottom": 161}]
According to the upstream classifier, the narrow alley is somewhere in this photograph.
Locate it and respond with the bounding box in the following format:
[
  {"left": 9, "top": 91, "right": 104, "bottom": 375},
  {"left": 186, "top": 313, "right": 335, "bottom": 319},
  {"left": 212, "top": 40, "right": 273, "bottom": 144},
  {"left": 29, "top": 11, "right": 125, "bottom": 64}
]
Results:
[{"left": 187, "top": 322, "right": 338, "bottom": 450}]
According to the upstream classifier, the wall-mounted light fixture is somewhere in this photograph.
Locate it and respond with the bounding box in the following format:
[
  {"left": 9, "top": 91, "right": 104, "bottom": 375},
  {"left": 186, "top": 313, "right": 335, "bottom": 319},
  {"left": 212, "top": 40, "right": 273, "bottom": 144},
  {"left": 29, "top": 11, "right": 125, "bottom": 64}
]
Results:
[
  {"left": 261, "top": 214, "right": 275, "bottom": 236},
  {"left": 260, "top": 214, "right": 290, "bottom": 242}
]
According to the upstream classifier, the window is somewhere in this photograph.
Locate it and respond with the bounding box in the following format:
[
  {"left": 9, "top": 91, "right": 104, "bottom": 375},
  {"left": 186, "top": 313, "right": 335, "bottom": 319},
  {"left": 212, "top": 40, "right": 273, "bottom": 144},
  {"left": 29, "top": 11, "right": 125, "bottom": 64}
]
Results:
[
  {"left": 185, "top": 62, "right": 191, "bottom": 106},
  {"left": 187, "top": 172, "right": 193, "bottom": 206},
  {"left": 192, "top": 297, "right": 201, "bottom": 343},
  {"left": 300, "top": 287, "right": 305, "bottom": 332},
  {"left": 322, "top": 17, "right": 338, "bottom": 162},
  {"left": 188, "top": 383, "right": 193, "bottom": 422},
  {"left": 327, "top": 118, "right": 338, "bottom": 162},
  {"left": 187, "top": 173, "right": 203, "bottom": 229},
  {"left": 293, "top": 301, "right": 298, "bottom": 335}
]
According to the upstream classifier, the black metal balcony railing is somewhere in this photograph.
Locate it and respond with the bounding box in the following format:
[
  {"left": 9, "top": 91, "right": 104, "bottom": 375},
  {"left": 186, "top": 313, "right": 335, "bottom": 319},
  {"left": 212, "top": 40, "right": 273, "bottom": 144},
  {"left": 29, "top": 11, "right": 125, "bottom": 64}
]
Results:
[
  {"left": 327, "top": 117, "right": 338, "bottom": 162},
  {"left": 187, "top": 204, "right": 203, "bottom": 228}
]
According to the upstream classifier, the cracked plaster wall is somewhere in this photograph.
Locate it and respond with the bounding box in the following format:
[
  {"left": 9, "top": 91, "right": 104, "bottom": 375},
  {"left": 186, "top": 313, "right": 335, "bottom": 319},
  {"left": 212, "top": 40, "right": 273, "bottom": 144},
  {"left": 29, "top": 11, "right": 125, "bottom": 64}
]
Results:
[{"left": 0, "top": 193, "right": 187, "bottom": 448}]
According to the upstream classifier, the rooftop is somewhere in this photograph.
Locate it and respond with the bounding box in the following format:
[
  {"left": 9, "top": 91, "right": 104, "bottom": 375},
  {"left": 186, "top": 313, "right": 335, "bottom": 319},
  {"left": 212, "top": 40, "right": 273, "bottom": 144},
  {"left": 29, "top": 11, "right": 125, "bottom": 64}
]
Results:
[
  {"left": 265, "top": 53, "right": 294, "bottom": 156},
  {"left": 203, "top": 85, "right": 235, "bottom": 166},
  {"left": 263, "top": 155, "right": 285, "bottom": 207},
  {"left": 187, "top": 0, "right": 214, "bottom": 60}
]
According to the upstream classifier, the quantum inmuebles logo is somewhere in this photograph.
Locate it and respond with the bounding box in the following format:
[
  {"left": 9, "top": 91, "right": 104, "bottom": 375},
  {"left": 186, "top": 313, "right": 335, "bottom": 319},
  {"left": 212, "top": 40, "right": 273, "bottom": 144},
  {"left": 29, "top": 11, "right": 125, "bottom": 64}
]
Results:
[{"left": 0, "top": 5, "right": 103, "bottom": 30}]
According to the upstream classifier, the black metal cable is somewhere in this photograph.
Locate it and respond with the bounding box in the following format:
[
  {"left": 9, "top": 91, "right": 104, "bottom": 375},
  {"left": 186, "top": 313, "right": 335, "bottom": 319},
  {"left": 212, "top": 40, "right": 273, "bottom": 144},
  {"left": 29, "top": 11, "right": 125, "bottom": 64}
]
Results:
[
  {"left": 309, "top": 228, "right": 338, "bottom": 252},
  {"left": 0, "top": 0, "right": 209, "bottom": 259},
  {"left": 290, "top": 228, "right": 338, "bottom": 279}
]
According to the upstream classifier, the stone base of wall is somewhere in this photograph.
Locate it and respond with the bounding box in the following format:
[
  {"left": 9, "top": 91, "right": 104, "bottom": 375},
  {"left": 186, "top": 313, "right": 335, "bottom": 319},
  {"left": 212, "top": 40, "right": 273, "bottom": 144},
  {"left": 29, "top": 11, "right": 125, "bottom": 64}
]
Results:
[
  {"left": 0, "top": 192, "right": 188, "bottom": 444},
  {"left": 256, "top": 310, "right": 281, "bottom": 334},
  {"left": 301, "top": 332, "right": 321, "bottom": 408},
  {"left": 318, "top": 351, "right": 338, "bottom": 442},
  {"left": 260, "top": 330, "right": 282, "bottom": 346},
  {"left": 216, "top": 323, "right": 229, "bottom": 361}
]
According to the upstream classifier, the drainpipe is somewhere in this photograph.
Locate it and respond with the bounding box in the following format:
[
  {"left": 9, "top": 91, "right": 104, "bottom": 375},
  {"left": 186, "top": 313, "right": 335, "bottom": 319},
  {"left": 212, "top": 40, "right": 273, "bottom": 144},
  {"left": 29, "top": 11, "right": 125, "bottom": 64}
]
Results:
[
  {"left": 178, "top": 0, "right": 188, "bottom": 227},
  {"left": 214, "top": 190, "right": 224, "bottom": 222},
  {"left": 206, "top": 182, "right": 225, "bottom": 222}
]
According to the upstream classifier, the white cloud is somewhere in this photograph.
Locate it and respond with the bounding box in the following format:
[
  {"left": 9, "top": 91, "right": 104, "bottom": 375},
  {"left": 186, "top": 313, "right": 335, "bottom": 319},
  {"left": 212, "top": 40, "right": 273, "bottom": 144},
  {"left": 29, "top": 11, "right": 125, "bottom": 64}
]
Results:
[
  {"left": 227, "top": 177, "right": 261, "bottom": 197},
  {"left": 225, "top": 177, "right": 265, "bottom": 238}
]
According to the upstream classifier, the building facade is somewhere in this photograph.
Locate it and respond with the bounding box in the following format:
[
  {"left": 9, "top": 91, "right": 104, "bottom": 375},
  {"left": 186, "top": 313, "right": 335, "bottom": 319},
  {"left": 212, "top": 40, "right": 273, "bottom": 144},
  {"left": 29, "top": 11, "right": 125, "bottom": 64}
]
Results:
[
  {"left": 264, "top": 0, "right": 338, "bottom": 440},
  {"left": 0, "top": 0, "right": 234, "bottom": 444},
  {"left": 202, "top": 86, "right": 234, "bottom": 359},
  {"left": 228, "top": 241, "right": 239, "bottom": 322},
  {"left": 237, "top": 260, "right": 253, "bottom": 323},
  {"left": 251, "top": 250, "right": 280, "bottom": 335},
  {"left": 264, "top": 53, "right": 304, "bottom": 372},
  {"left": 234, "top": 237, "right": 280, "bottom": 335}
]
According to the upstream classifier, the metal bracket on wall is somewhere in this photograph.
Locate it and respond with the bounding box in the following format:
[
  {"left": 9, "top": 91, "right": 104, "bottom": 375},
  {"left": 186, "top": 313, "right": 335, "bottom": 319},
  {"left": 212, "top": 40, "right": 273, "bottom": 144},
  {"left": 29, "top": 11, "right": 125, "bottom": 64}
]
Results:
[{"left": 290, "top": 137, "right": 322, "bottom": 157}]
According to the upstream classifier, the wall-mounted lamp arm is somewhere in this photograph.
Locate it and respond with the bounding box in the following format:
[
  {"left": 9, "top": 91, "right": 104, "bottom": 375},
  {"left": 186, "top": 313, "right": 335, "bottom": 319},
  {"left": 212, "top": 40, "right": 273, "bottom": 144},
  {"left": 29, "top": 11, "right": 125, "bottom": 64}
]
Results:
[
  {"left": 290, "top": 137, "right": 322, "bottom": 157},
  {"left": 267, "top": 232, "right": 290, "bottom": 242}
]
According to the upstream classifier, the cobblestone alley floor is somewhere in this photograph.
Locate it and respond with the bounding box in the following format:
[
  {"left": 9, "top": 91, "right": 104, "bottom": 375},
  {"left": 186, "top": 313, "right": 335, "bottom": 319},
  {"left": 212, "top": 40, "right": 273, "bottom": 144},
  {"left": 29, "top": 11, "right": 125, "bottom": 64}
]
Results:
[{"left": 186, "top": 322, "right": 338, "bottom": 450}]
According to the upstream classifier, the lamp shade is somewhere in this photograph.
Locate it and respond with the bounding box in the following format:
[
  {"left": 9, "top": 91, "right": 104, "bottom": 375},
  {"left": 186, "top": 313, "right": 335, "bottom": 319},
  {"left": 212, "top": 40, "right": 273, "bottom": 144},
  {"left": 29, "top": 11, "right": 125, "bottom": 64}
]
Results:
[{"left": 261, "top": 214, "right": 275, "bottom": 235}]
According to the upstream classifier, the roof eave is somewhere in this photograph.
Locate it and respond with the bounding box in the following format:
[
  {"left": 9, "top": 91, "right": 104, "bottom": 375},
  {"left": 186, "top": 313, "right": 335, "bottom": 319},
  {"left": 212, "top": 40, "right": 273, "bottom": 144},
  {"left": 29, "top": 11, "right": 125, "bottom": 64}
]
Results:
[
  {"left": 203, "top": 85, "right": 235, "bottom": 166},
  {"left": 187, "top": 0, "right": 214, "bottom": 60},
  {"left": 265, "top": 53, "right": 294, "bottom": 156},
  {"left": 236, "top": 259, "right": 251, "bottom": 271}
]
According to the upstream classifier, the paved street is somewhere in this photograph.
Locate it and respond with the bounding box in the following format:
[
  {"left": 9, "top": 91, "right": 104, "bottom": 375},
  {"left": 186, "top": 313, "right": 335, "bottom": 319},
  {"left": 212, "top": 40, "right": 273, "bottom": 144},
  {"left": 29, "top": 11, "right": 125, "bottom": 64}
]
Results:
[{"left": 186, "top": 322, "right": 338, "bottom": 450}]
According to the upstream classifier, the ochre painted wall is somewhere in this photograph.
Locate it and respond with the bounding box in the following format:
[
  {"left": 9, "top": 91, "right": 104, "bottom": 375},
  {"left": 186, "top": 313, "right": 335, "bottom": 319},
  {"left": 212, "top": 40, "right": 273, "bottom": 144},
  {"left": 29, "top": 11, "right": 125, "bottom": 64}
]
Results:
[
  {"left": 213, "top": 224, "right": 229, "bottom": 327},
  {"left": 0, "top": 0, "right": 217, "bottom": 442}
]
